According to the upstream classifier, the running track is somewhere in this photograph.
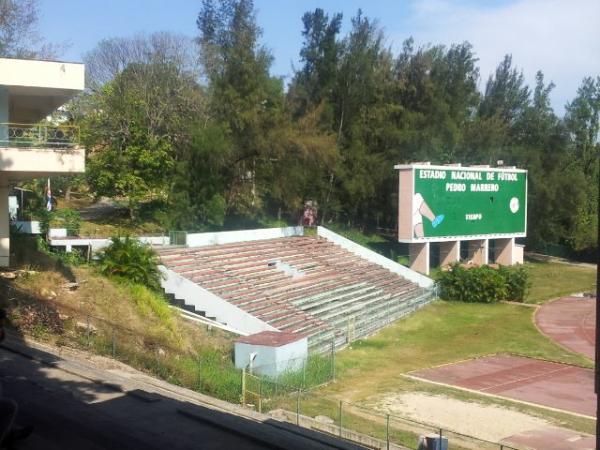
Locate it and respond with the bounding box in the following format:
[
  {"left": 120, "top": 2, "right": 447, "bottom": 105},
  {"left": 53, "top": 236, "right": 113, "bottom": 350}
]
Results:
[{"left": 535, "top": 296, "right": 595, "bottom": 360}]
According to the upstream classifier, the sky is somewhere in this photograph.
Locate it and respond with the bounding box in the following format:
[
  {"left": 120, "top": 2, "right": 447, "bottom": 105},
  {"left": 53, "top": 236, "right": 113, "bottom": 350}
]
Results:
[{"left": 39, "top": 0, "right": 599, "bottom": 115}]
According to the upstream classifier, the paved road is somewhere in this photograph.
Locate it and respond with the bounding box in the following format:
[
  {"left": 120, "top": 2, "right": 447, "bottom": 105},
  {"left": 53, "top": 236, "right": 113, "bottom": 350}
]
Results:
[{"left": 0, "top": 342, "right": 363, "bottom": 450}]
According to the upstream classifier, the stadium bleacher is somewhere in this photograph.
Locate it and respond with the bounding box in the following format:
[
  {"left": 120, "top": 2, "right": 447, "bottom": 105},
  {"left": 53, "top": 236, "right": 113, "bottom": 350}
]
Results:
[{"left": 157, "top": 235, "right": 432, "bottom": 352}]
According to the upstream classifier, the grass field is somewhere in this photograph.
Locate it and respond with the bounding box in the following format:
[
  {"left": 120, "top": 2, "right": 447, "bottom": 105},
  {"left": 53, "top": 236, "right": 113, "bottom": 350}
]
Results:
[
  {"left": 525, "top": 260, "right": 596, "bottom": 303},
  {"left": 328, "top": 301, "right": 592, "bottom": 400},
  {"left": 293, "top": 255, "right": 597, "bottom": 442},
  {"left": 268, "top": 298, "right": 596, "bottom": 447}
]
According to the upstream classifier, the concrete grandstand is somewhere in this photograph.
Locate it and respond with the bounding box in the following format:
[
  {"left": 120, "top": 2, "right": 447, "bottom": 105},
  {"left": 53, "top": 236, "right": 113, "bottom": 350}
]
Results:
[{"left": 157, "top": 226, "right": 434, "bottom": 353}]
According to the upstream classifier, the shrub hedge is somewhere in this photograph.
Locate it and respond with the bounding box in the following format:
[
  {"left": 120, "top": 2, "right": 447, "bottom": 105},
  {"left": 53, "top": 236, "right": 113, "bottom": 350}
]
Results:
[{"left": 438, "top": 264, "right": 529, "bottom": 303}]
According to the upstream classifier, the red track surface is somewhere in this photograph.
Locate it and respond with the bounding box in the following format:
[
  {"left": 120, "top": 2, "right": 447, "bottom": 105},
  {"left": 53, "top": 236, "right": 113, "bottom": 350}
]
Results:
[
  {"left": 535, "top": 296, "right": 595, "bottom": 360},
  {"left": 502, "top": 426, "right": 595, "bottom": 450},
  {"left": 410, "top": 355, "right": 595, "bottom": 417}
]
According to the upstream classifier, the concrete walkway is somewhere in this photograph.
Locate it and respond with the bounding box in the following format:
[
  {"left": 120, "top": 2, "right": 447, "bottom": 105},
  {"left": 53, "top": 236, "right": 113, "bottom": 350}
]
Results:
[
  {"left": 535, "top": 296, "right": 595, "bottom": 360},
  {"left": 0, "top": 336, "right": 365, "bottom": 450}
]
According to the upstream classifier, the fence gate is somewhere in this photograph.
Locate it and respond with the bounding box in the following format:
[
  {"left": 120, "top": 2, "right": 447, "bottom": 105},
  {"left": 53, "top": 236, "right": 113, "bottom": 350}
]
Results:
[{"left": 241, "top": 369, "right": 263, "bottom": 413}]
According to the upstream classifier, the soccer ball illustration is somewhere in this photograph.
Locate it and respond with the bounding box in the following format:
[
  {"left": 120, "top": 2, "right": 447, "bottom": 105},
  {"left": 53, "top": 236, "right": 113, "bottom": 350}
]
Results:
[{"left": 509, "top": 197, "right": 519, "bottom": 214}]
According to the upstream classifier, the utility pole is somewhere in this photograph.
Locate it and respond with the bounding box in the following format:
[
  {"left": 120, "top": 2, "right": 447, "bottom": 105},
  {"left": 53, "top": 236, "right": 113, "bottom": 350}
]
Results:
[{"left": 595, "top": 174, "right": 599, "bottom": 449}]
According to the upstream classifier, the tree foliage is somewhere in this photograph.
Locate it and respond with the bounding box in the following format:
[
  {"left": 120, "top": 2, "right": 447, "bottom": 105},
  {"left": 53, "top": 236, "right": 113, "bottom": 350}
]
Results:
[
  {"left": 0, "top": 0, "right": 62, "bottom": 58},
  {"left": 78, "top": 33, "right": 205, "bottom": 219},
  {"left": 64, "top": 4, "right": 597, "bottom": 256}
]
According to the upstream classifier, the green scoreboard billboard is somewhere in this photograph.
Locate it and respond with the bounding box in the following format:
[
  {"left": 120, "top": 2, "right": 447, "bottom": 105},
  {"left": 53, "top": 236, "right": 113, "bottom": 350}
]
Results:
[{"left": 397, "top": 164, "right": 527, "bottom": 242}]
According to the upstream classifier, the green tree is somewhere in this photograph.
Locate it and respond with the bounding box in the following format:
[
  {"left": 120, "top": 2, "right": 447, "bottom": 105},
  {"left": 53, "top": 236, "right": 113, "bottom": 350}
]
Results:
[
  {"left": 168, "top": 124, "right": 232, "bottom": 230},
  {"left": 479, "top": 54, "right": 530, "bottom": 125},
  {"left": 290, "top": 8, "right": 343, "bottom": 115},
  {"left": 563, "top": 77, "right": 600, "bottom": 251},
  {"left": 197, "top": 0, "right": 282, "bottom": 217},
  {"left": 79, "top": 34, "right": 205, "bottom": 219}
]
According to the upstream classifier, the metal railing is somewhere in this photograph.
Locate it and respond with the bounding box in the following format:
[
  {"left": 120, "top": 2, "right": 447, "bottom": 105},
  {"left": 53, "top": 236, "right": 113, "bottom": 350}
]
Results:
[{"left": 0, "top": 123, "right": 79, "bottom": 148}]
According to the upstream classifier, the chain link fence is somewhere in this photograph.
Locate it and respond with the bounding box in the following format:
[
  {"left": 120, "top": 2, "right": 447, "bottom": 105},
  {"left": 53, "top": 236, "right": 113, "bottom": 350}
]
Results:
[
  {"left": 242, "top": 383, "right": 523, "bottom": 450},
  {"left": 4, "top": 289, "right": 244, "bottom": 403},
  {"left": 5, "top": 288, "right": 522, "bottom": 450}
]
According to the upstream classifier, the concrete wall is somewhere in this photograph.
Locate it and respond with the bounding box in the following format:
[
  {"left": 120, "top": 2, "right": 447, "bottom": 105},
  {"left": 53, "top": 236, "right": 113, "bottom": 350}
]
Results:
[
  {"left": 49, "top": 235, "right": 169, "bottom": 253},
  {"left": 0, "top": 58, "right": 84, "bottom": 91},
  {"left": 187, "top": 226, "right": 304, "bottom": 248},
  {"left": 514, "top": 244, "right": 524, "bottom": 264},
  {"left": 0, "top": 86, "right": 7, "bottom": 143},
  {"left": 13, "top": 221, "right": 41, "bottom": 234},
  {"left": 397, "top": 168, "right": 414, "bottom": 240},
  {"left": 439, "top": 241, "right": 460, "bottom": 267},
  {"left": 494, "top": 238, "right": 523, "bottom": 265},
  {"left": 468, "top": 239, "right": 488, "bottom": 265},
  {"left": 274, "top": 339, "right": 308, "bottom": 375},
  {"left": 0, "top": 186, "right": 8, "bottom": 266},
  {"left": 317, "top": 226, "right": 434, "bottom": 288},
  {"left": 138, "top": 235, "right": 170, "bottom": 246},
  {"left": 49, "top": 238, "right": 111, "bottom": 253},
  {"left": 235, "top": 338, "right": 308, "bottom": 378},
  {"left": 495, "top": 238, "right": 514, "bottom": 265},
  {"left": 159, "top": 265, "right": 278, "bottom": 336},
  {"left": 48, "top": 228, "right": 67, "bottom": 238},
  {"left": 0, "top": 58, "right": 85, "bottom": 123},
  {"left": 409, "top": 242, "right": 430, "bottom": 275},
  {"left": 235, "top": 343, "right": 277, "bottom": 375},
  {"left": 0, "top": 147, "right": 85, "bottom": 180}
]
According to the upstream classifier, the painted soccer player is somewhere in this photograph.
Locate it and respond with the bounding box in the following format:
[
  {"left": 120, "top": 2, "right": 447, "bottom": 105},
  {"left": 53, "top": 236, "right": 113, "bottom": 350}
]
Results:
[{"left": 413, "top": 193, "right": 444, "bottom": 238}]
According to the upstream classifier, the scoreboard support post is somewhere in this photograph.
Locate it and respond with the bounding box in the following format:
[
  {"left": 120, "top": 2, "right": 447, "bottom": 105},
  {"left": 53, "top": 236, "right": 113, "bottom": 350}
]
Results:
[
  {"left": 468, "top": 239, "right": 488, "bottom": 266},
  {"left": 440, "top": 241, "right": 460, "bottom": 267},
  {"left": 409, "top": 242, "right": 430, "bottom": 275}
]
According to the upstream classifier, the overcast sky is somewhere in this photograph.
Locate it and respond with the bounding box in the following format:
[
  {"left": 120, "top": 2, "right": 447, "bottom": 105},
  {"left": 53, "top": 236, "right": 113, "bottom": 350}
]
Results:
[{"left": 40, "top": 0, "right": 599, "bottom": 115}]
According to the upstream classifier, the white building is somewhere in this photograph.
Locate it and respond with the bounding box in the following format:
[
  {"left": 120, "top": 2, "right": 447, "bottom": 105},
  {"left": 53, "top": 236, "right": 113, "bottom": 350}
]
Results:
[{"left": 0, "top": 57, "right": 85, "bottom": 266}]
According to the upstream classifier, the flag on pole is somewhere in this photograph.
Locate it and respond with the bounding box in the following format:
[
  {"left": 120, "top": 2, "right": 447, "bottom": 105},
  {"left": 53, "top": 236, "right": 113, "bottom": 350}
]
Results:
[{"left": 46, "top": 178, "right": 52, "bottom": 211}]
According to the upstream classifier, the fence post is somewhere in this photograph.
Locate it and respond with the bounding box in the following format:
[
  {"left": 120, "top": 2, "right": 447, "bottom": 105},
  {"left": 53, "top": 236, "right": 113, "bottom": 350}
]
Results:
[
  {"left": 111, "top": 326, "right": 116, "bottom": 357},
  {"left": 386, "top": 414, "right": 390, "bottom": 450},
  {"left": 302, "top": 359, "right": 306, "bottom": 389},
  {"left": 331, "top": 336, "right": 336, "bottom": 381},
  {"left": 339, "top": 400, "right": 343, "bottom": 437},
  {"left": 439, "top": 428, "right": 443, "bottom": 450},
  {"left": 86, "top": 314, "right": 90, "bottom": 347},
  {"left": 197, "top": 354, "right": 202, "bottom": 389},
  {"left": 296, "top": 389, "right": 300, "bottom": 426},
  {"left": 241, "top": 368, "right": 246, "bottom": 406},
  {"left": 258, "top": 378, "right": 262, "bottom": 414}
]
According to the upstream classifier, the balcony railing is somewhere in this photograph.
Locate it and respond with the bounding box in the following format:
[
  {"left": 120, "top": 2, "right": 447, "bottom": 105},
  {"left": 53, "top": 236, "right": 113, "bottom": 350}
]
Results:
[{"left": 0, "top": 123, "right": 80, "bottom": 149}]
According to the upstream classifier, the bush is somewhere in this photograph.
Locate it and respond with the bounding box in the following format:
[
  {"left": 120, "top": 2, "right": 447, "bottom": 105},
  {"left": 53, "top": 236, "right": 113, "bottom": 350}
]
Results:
[
  {"left": 438, "top": 264, "right": 506, "bottom": 303},
  {"left": 499, "top": 265, "right": 530, "bottom": 302},
  {"left": 98, "top": 237, "right": 163, "bottom": 290},
  {"left": 439, "top": 264, "right": 529, "bottom": 303},
  {"left": 39, "top": 208, "right": 82, "bottom": 236}
]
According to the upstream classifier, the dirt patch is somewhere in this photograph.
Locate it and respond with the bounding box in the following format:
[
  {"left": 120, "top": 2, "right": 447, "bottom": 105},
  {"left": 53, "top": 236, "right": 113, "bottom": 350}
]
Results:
[{"left": 375, "top": 392, "right": 548, "bottom": 442}]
